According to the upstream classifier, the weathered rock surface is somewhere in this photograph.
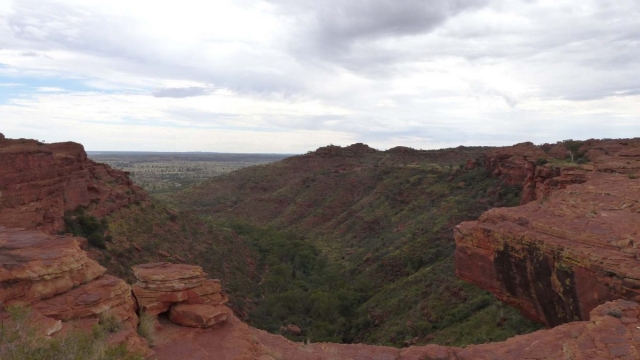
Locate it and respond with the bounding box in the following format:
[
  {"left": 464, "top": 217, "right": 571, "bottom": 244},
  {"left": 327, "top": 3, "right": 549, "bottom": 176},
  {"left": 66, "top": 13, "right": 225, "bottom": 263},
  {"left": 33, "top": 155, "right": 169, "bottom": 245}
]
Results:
[
  {"left": 0, "top": 226, "right": 106, "bottom": 306},
  {"left": 151, "top": 299, "right": 640, "bottom": 360},
  {"left": 169, "top": 303, "right": 229, "bottom": 328},
  {"left": 480, "top": 138, "right": 640, "bottom": 205},
  {"left": 0, "top": 226, "right": 145, "bottom": 354},
  {"left": 0, "top": 136, "right": 145, "bottom": 234},
  {"left": 131, "top": 262, "right": 229, "bottom": 329},
  {"left": 33, "top": 274, "right": 138, "bottom": 326},
  {"left": 456, "top": 139, "right": 640, "bottom": 327},
  {"left": 132, "top": 262, "right": 207, "bottom": 292}
]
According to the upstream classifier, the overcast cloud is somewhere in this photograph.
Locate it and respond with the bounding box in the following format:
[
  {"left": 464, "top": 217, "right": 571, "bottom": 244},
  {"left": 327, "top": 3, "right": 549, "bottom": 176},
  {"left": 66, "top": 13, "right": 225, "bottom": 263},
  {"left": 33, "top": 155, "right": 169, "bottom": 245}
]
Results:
[{"left": 0, "top": 0, "right": 638, "bottom": 152}]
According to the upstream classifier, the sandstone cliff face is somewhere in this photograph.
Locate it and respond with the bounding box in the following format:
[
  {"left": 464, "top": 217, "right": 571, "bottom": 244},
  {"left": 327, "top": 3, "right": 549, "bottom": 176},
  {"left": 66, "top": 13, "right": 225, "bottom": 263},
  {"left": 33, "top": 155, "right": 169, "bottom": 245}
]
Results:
[
  {"left": 0, "top": 226, "right": 144, "bottom": 351},
  {"left": 456, "top": 138, "right": 640, "bottom": 327},
  {"left": 0, "top": 135, "right": 145, "bottom": 234},
  {"left": 480, "top": 138, "right": 640, "bottom": 205}
]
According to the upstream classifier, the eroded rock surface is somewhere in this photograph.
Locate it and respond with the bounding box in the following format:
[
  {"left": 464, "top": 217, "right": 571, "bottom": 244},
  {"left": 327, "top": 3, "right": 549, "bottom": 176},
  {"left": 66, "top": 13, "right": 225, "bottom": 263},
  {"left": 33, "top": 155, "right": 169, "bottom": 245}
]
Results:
[
  {"left": 0, "top": 226, "right": 145, "bottom": 353},
  {"left": 33, "top": 274, "right": 138, "bottom": 326},
  {"left": 169, "top": 303, "right": 229, "bottom": 328},
  {"left": 0, "top": 136, "right": 145, "bottom": 234},
  {"left": 479, "top": 138, "right": 640, "bottom": 205},
  {"left": 456, "top": 138, "right": 640, "bottom": 326},
  {"left": 0, "top": 226, "right": 106, "bottom": 306},
  {"left": 151, "top": 300, "right": 640, "bottom": 360},
  {"left": 131, "top": 262, "right": 230, "bottom": 328}
]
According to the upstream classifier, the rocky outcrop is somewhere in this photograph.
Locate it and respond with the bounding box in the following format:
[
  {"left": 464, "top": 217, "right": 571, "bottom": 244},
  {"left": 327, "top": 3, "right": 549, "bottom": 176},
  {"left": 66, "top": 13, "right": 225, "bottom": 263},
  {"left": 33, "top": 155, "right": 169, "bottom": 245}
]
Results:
[
  {"left": 33, "top": 274, "right": 138, "bottom": 326},
  {"left": 0, "top": 226, "right": 106, "bottom": 306},
  {"left": 455, "top": 138, "right": 640, "bottom": 327},
  {"left": 150, "top": 299, "right": 640, "bottom": 360},
  {"left": 169, "top": 303, "right": 229, "bottom": 328},
  {"left": 0, "top": 135, "right": 145, "bottom": 234},
  {"left": 480, "top": 138, "right": 640, "bottom": 205},
  {"left": 131, "top": 262, "right": 229, "bottom": 327},
  {"left": 0, "top": 226, "right": 144, "bottom": 351}
]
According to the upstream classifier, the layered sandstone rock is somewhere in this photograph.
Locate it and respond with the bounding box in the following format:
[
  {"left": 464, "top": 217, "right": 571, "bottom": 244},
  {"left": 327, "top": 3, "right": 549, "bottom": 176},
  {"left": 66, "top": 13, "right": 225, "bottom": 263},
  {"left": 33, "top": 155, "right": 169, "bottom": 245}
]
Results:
[
  {"left": 33, "top": 274, "right": 138, "bottom": 326},
  {"left": 169, "top": 303, "right": 229, "bottom": 328},
  {"left": 455, "top": 170, "right": 640, "bottom": 327},
  {"left": 151, "top": 299, "right": 640, "bottom": 360},
  {"left": 0, "top": 135, "right": 145, "bottom": 234},
  {"left": 0, "top": 226, "right": 106, "bottom": 306},
  {"left": 131, "top": 262, "right": 229, "bottom": 327},
  {"left": 479, "top": 138, "right": 640, "bottom": 205},
  {"left": 0, "top": 226, "right": 145, "bottom": 353}
]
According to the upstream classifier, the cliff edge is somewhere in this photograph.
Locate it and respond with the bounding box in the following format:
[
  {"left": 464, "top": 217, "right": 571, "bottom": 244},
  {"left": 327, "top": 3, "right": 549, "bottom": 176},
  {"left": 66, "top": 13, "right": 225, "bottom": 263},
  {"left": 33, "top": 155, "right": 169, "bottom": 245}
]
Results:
[
  {"left": 0, "top": 134, "right": 146, "bottom": 234},
  {"left": 456, "top": 138, "right": 640, "bottom": 326}
]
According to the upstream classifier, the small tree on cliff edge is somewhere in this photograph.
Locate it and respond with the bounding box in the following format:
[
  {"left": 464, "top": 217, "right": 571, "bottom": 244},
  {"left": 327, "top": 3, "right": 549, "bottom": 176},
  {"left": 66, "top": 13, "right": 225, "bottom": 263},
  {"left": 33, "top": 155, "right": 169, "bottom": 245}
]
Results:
[{"left": 562, "top": 139, "right": 583, "bottom": 162}]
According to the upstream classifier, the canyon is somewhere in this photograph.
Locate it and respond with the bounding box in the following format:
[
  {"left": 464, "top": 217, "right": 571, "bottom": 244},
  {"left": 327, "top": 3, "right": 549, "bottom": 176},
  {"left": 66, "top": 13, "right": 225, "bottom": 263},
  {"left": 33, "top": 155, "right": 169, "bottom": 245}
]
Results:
[{"left": 2, "top": 133, "right": 640, "bottom": 359}]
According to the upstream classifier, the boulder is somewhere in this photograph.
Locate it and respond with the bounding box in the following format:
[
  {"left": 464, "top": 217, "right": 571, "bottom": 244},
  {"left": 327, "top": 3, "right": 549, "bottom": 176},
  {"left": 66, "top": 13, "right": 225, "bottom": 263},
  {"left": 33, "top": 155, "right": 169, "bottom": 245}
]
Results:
[
  {"left": 168, "top": 304, "right": 229, "bottom": 328},
  {"left": 131, "top": 263, "right": 228, "bottom": 321},
  {"left": 132, "top": 262, "right": 206, "bottom": 291}
]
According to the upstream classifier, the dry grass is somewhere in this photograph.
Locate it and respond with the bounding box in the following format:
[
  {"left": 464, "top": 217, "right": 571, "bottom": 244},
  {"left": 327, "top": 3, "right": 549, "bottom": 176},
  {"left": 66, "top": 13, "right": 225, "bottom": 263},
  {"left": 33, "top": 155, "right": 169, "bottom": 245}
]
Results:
[
  {"left": 137, "top": 311, "right": 157, "bottom": 347},
  {"left": 0, "top": 305, "right": 142, "bottom": 360}
]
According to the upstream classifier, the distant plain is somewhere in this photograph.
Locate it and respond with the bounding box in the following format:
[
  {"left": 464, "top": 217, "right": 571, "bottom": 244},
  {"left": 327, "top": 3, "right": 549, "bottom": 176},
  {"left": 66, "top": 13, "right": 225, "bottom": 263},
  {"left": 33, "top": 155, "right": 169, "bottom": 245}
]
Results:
[{"left": 88, "top": 152, "right": 293, "bottom": 193}]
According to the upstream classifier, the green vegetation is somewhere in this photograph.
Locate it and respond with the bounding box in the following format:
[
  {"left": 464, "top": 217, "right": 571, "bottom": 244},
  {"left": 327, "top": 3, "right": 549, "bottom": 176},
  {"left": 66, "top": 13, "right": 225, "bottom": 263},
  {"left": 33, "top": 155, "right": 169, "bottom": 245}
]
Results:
[
  {"left": 63, "top": 209, "right": 110, "bottom": 249},
  {"left": 230, "top": 224, "right": 373, "bottom": 343},
  {"left": 89, "top": 152, "right": 289, "bottom": 194},
  {"left": 97, "top": 146, "right": 543, "bottom": 347},
  {"left": 562, "top": 139, "right": 586, "bottom": 163},
  {"left": 158, "top": 146, "right": 543, "bottom": 347},
  {"left": 0, "top": 305, "right": 142, "bottom": 360}
]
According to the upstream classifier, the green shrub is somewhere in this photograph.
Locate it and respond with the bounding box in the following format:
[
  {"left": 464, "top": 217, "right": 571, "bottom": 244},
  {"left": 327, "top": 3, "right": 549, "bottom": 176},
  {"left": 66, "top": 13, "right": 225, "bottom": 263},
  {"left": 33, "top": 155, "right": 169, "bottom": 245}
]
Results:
[
  {"left": 63, "top": 210, "right": 109, "bottom": 249},
  {"left": 535, "top": 158, "right": 548, "bottom": 166}
]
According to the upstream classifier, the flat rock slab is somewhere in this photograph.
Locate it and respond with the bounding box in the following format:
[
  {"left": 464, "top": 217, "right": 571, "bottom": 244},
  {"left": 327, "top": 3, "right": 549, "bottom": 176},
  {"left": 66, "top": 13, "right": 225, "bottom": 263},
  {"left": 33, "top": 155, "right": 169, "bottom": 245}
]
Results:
[
  {"left": 169, "top": 304, "right": 229, "bottom": 328},
  {"left": 132, "top": 262, "right": 206, "bottom": 291}
]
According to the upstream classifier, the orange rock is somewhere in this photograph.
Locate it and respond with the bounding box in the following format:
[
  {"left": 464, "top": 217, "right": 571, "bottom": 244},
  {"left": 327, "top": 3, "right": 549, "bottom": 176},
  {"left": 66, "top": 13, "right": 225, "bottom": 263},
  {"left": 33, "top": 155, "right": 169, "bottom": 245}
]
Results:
[
  {"left": 0, "top": 136, "right": 146, "bottom": 234},
  {"left": 169, "top": 304, "right": 229, "bottom": 328},
  {"left": 152, "top": 300, "right": 640, "bottom": 360},
  {"left": 33, "top": 275, "right": 138, "bottom": 327},
  {"left": 0, "top": 227, "right": 105, "bottom": 306},
  {"left": 131, "top": 263, "right": 226, "bottom": 315},
  {"left": 132, "top": 262, "right": 206, "bottom": 291},
  {"left": 285, "top": 324, "right": 302, "bottom": 336},
  {"left": 455, "top": 170, "right": 640, "bottom": 326},
  {"left": 0, "top": 307, "right": 62, "bottom": 337}
]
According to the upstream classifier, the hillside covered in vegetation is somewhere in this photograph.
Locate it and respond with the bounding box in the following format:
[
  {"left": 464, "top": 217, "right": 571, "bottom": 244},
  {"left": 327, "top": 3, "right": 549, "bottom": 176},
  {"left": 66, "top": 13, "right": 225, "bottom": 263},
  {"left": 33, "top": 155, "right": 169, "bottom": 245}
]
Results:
[{"left": 150, "top": 143, "right": 542, "bottom": 346}]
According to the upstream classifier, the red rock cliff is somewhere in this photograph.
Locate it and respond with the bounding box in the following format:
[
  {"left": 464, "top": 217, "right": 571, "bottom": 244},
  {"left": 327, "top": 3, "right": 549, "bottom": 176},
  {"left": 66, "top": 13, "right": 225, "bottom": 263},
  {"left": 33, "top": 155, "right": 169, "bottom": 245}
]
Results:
[
  {"left": 0, "top": 134, "right": 145, "bottom": 234},
  {"left": 456, "top": 138, "right": 640, "bottom": 327}
]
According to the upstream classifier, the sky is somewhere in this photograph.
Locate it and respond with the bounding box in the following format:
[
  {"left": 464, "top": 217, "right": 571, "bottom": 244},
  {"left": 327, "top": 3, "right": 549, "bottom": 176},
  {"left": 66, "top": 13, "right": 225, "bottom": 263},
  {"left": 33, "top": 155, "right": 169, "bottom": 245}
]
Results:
[{"left": 0, "top": 0, "right": 639, "bottom": 153}]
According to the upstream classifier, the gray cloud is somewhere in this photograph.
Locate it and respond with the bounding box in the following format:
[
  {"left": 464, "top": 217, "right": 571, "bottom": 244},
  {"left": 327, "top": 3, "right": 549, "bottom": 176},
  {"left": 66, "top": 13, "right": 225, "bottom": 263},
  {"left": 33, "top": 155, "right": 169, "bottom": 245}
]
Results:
[
  {"left": 1, "top": 0, "right": 640, "bottom": 152},
  {"left": 266, "top": 0, "right": 490, "bottom": 72},
  {"left": 152, "top": 87, "right": 210, "bottom": 98}
]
